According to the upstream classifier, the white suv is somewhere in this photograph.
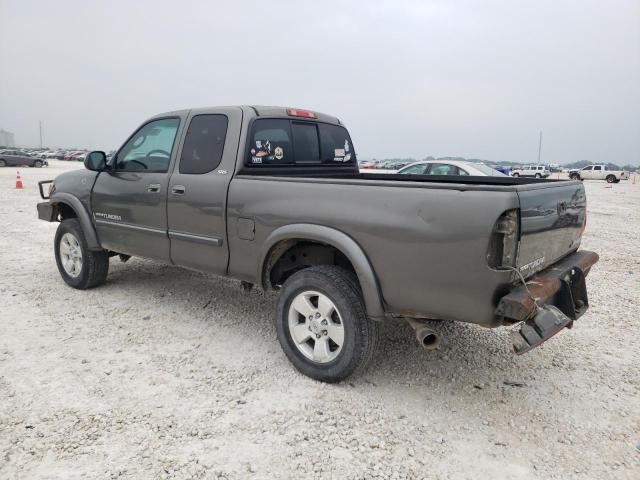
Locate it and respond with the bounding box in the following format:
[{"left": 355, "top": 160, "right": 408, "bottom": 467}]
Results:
[{"left": 511, "top": 165, "right": 550, "bottom": 178}]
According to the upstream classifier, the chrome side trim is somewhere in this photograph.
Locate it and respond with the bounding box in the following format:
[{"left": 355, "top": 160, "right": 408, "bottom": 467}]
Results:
[
  {"left": 95, "top": 219, "right": 167, "bottom": 237},
  {"left": 168, "top": 230, "right": 222, "bottom": 246}
]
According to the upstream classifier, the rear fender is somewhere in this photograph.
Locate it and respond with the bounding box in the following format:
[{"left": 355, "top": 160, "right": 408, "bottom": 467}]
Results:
[{"left": 260, "top": 224, "right": 385, "bottom": 320}]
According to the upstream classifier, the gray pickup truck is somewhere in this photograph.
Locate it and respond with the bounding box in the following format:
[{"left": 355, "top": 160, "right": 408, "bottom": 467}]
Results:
[{"left": 37, "top": 106, "right": 598, "bottom": 382}]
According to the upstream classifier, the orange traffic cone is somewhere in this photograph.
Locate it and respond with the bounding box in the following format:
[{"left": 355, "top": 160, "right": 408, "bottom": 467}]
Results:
[{"left": 15, "top": 171, "right": 24, "bottom": 189}]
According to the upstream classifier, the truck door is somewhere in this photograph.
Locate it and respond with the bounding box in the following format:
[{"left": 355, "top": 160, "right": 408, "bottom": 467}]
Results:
[
  {"left": 592, "top": 165, "right": 603, "bottom": 179},
  {"left": 92, "top": 117, "right": 182, "bottom": 261},
  {"left": 581, "top": 166, "right": 594, "bottom": 179},
  {"left": 167, "top": 108, "right": 242, "bottom": 274}
]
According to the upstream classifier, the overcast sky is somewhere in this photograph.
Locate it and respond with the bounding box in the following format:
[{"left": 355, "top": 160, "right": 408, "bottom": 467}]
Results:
[{"left": 1, "top": 0, "right": 639, "bottom": 164}]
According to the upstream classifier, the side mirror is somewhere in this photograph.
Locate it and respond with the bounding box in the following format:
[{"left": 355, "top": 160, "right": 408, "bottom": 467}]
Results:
[{"left": 85, "top": 151, "right": 107, "bottom": 171}]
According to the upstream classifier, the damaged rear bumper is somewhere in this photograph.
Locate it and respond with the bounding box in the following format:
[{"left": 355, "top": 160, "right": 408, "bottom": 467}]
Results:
[{"left": 496, "top": 250, "right": 599, "bottom": 354}]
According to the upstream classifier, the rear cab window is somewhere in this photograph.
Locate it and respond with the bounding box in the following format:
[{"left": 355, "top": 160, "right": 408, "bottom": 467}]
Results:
[{"left": 245, "top": 118, "right": 355, "bottom": 170}]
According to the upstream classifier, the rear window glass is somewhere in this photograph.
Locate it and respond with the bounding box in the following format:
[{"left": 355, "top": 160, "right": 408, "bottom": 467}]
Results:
[
  {"left": 246, "top": 119, "right": 355, "bottom": 167},
  {"left": 319, "top": 123, "right": 353, "bottom": 163},
  {"left": 248, "top": 119, "right": 293, "bottom": 165},
  {"left": 292, "top": 122, "right": 320, "bottom": 163}
]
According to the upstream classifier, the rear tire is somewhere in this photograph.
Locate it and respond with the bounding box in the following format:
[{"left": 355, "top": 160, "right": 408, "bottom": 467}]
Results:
[
  {"left": 54, "top": 219, "right": 109, "bottom": 289},
  {"left": 0, "top": 159, "right": 6, "bottom": 167},
  {"left": 34, "top": 160, "right": 43, "bottom": 168},
  {"left": 606, "top": 175, "right": 616, "bottom": 183},
  {"left": 535, "top": 173, "right": 541, "bottom": 178},
  {"left": 511, "top": 172, "right": 519, "bottom": 177},
  {"left": 275, "top": 265, "right": 379, "bottom": 383}
]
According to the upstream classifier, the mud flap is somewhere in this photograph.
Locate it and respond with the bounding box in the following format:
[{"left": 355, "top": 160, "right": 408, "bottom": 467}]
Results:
[{"left": 510, "top": 305, "right": 573, "bottom": 354}]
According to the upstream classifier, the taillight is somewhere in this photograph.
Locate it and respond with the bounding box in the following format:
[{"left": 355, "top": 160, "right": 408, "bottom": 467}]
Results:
[
  {"left": 287, "top": 108, "right": 317, "bottom": 119},
  {"left": 487, "top": 209, "right": 520, "bottom": 269}
]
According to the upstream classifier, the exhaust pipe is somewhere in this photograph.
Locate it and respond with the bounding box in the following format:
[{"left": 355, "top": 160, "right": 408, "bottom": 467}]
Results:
[{"left": 406, "top": 318, "right": 440, "bottom": 351}]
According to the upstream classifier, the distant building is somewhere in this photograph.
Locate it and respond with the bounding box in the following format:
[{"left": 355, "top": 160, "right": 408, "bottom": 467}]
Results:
[{"left": 0, "top": 129, "right": 15, "bottom": 147}]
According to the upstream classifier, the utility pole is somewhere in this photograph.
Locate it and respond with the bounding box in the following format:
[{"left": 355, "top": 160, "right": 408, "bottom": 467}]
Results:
[
  {"left": 537, "top": 130, "right": 543, "bottom": 165},
  {"left": 39, "top": 120, "right": 43, "bottom": 148}
]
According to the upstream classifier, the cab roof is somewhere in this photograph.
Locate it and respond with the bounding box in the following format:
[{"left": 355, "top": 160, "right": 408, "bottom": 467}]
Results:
[{"left": 150, "top": 106, "right": 342, "bottom": 125}]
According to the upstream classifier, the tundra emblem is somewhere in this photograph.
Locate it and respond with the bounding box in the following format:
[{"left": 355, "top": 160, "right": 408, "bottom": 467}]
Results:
[{"left": 95, "top": 212, "right": 122, "bottom": 221}]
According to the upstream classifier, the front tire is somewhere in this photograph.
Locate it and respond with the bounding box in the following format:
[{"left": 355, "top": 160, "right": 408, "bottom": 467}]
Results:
[
  {"left": 275, "top": 265, "right": 379, "bottom": 383},
  {"left": 511, "top": 172, "right": 519, "bottom": 177},
  {"left": 535, "top": 173, "right": 541, "bottom": 178},
  {"left": 54, "top": 219, "right": 109, "bottom": 289},
  {"left": 34, "top": 160, "right": 43, "bottom": 168},
  {"left": 0, "top": 159, "right": 6, "bottom": 167}
]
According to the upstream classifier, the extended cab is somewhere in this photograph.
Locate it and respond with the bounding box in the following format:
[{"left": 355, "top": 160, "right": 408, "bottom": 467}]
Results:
[
  {"left": 569, "top": 164, "right": 629, "bottom": 183},
  {"left": 37, "top": 106, "right": 598, "bottom": 382}
]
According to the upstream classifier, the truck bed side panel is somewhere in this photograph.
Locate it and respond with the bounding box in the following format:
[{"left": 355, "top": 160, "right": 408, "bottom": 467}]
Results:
[{"left": 227, "top": 176, "right": 518, "bottom": 325}]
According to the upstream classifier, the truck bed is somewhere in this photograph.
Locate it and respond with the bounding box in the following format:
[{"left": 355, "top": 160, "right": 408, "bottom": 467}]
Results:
[{"left": 228, "top": 171, "right": 587, "bottom": 326}]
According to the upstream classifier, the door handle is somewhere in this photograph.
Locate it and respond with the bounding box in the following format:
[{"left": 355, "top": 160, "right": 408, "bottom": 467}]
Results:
[
  {"left": 171, "top": 185, "right": 186, "bottom": 195},
  {"left": 147, "top": 184, "right": 161, "bottom": 193}
]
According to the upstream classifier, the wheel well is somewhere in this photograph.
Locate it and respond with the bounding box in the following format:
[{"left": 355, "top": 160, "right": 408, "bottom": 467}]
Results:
[
  {"left": 54, "top": 202, "right": 78, "bottom": 221},
  {"left": 264, "top": 240, "right": 357, "bottom": 289}
]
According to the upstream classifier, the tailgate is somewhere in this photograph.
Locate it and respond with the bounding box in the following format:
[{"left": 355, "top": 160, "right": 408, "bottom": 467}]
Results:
[{"left": 516, "top": 181, "right": 586, "bottom": 278}]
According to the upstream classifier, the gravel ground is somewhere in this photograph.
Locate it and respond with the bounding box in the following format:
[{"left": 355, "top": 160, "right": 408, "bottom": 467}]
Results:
[{"left": 1, "top": 162, "right": 638, "bottom": 479}]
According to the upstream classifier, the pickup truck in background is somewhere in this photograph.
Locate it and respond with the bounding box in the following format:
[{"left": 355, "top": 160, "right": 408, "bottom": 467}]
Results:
[
  {"left": 36, "top": 106, "right": 599, "bottom": 382},
  {"left": 569, "top": 165, "right": 630, "bottom": 183}
]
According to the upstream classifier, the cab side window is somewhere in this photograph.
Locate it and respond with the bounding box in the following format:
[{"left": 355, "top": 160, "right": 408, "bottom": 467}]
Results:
[
  {"left": 179, "top": 115, "right": 228, "bottom": 174},
  {"left": 593, "top": 166, "right": 602, "bottom": 171},
  {"left": 117, "top": 118, "right": 180, "bottom": 172}
]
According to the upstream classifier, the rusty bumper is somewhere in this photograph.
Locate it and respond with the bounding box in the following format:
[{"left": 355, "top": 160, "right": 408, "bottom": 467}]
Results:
[{"left": 496, "top": 250, "right": 599, "bottom": 354}]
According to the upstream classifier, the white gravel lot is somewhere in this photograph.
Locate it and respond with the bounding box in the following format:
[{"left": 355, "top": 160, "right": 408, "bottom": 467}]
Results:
[{"left": 1, "top": 162, "right": 638, "bottom": 479}]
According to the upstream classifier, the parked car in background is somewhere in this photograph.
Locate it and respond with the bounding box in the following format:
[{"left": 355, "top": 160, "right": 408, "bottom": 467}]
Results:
[
  {"left": 358, "top": 160, "right": 376, "bottom": 169},
  {"left": 379, "top": 160, "right": 410, "bottom": 170},
  {"left": 397, "top": 160, "right": 506, "bottom": 177},
  {"left": 0, "top": 150, "right": 47, "bottom": 167},
  {"left": 510, "top": 165, "right": 551, "bottom": 178},
  {"left": 569, "top": 165, "right": 629, "bottom": 183}
]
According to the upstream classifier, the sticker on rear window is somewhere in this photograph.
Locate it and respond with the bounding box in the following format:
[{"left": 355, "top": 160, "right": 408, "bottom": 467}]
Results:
[{"left": 334, "top": 148, "right": 345, "bottom": 157}]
